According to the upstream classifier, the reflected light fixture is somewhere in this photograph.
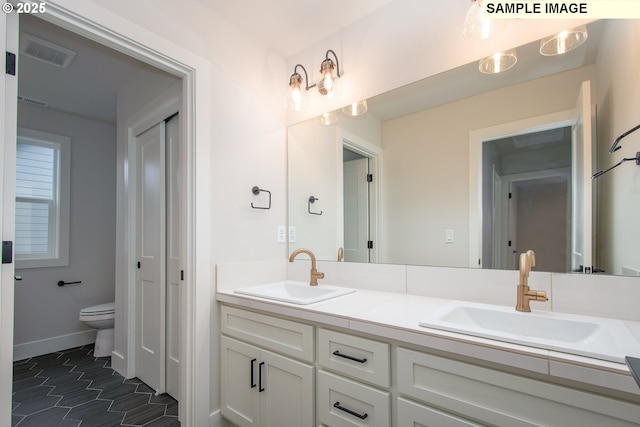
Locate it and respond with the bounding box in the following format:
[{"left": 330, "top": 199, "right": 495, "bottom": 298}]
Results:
[
  {"left": 318, "top": 111, "right": 338, "bottom": 125},
  {"left": 463, "top": 0, "right": 504, "bottom": 40},
  {"left": 342, "top": 100, "right": 368, "bottom": 117},
  {"left": 287, "top": 64, "right": 310, "bottom": 112},
  {"left": 539, "top": 25, "right": 588, "bottom": 56},
  {"left": 479, "top": 48, "right": 517, "bottom": 74}
]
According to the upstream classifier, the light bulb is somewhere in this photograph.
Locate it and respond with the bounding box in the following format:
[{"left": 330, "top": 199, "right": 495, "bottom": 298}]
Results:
[
  {"left": 316, "top": 58, "right": 341, "bottom": 98},
  {"left": 287, "top": 72, "right": 307, "bottom": 111},
  {"left": 341, "top": 100, "right": 368, "bottom": 116}
]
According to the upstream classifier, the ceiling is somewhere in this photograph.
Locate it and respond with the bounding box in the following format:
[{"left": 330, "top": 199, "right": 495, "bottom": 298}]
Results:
[{"left": 197, "top": 0, "right": 395, "bottom": 57}]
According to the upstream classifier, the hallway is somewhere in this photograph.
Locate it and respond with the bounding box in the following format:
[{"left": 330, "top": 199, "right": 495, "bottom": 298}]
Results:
[{"left": 12, "top": 345, "right": 179, "bottom": 426}]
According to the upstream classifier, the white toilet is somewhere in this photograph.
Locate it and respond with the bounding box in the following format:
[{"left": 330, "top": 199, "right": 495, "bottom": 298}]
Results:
[{"left": 79, "top": 302, "right": 115, "bottom": 358}]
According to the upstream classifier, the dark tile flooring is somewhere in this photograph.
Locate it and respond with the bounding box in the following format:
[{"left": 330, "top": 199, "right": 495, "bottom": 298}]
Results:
[{"left": 12, "top": 345, "right": 180, "bottom": 427}]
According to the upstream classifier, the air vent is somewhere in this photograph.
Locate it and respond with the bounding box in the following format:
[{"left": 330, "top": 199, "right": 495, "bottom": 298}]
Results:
[
  {"left": 20, "top": 34, "right": 76, "bottom": 68},
  {"left": 18, "top": 95, "right": 49, "bottom": 108}
]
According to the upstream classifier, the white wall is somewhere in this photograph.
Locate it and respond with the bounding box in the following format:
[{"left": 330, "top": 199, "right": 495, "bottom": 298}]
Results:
[
  {"left": 594, "top": 20, "right": 640, "bottom": 276},
  {"left": 380, "top": 65, "right": 596, "bottom": 267},
  {"left": 14, "top": 103, "right": 116, "bottom": 360}
]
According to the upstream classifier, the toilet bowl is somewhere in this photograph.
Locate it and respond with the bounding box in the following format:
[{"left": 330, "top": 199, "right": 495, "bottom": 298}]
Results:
[{"left": 79, "top": 302, "right": 115, "bottom": 358}]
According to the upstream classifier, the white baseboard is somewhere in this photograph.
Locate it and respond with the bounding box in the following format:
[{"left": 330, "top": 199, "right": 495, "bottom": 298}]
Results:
[
  {"left": 210, "top": 410, "right": 235, "bottom": 427},
  {"left": 13, "top": 330, "right": 96, "bottom": 361}
]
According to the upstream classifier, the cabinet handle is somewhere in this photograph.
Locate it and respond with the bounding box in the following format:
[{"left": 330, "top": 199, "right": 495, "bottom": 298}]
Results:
[
  {"left": 250, "top": 358, "right": 257, "bottom": 388},
  {"left": 258, "top": 361, "right": 265, "bottom": 392},
  {"left": 333, "top": 350, "right": 367, "bottom": 364},
  {"left": 333, "top": 401, "right": 368, "bottom": 420}
]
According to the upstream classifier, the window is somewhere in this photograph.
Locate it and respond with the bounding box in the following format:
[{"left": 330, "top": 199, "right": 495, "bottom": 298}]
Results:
[{"left": 15, "top": 128, "right": 70, "bottom": 268}]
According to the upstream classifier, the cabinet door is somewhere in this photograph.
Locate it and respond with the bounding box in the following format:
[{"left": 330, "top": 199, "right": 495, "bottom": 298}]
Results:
[
  {"left": 221, "top": 336, "right": 261, "bottom": 427},
  {"left": 260, "top": 349, "right": 315, "bottom": 427}
]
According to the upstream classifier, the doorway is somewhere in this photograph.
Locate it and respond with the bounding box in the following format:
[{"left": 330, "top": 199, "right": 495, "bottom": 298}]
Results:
[
  {"left": 1, "top": 6, "right": 207, "bottom": 425},
  {"left": 338, "top": 129, "right": 382, "bottom": 264},
  {"left": 482, "top": 127, "right": 572, "bottom": 272}
]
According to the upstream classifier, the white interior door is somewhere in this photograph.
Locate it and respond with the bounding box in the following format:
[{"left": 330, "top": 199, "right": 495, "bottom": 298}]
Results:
[
  {"left": 165, "top": 114, "right": 180, "bottom": 399},
  {"left": 136, "top": 122, "right": 166, "bottom": 394},
  {"left": 571, "top": 80, "right": 594, "bottom": 273},
  {"left": 1, "top": 12, "right": 18, "bottom": 425},
  {"left": 343, "top": 158, "right": 369, "bottom": 262}
]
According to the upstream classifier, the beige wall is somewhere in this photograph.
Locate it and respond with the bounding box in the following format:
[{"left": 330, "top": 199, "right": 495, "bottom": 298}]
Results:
[
  {"left": 595, "top": 20, "right": 640, "bottom": 276},
  {"left": 381, "top": 65, "right": 596, "bottom": 267}
]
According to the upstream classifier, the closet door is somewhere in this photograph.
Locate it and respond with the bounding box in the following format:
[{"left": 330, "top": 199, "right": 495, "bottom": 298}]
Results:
[
  {"left": 135, "top": 122, "right": 166, "bottom": 394},
  {"left": 0, "top": 11, "right": 18, "bottom": 425}
]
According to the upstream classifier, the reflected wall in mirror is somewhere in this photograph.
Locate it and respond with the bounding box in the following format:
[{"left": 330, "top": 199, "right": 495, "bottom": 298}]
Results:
[{"left": 288, "top": 20, "right": 640, "bottom": 276}]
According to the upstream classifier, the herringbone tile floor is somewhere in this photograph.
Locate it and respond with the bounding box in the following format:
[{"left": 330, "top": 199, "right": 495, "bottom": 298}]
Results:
[{"left": 12, "top": 345, "right": 179, "bottom": 427}]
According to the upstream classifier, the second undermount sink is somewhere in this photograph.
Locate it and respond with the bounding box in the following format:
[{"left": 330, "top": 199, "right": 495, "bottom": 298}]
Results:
[
  {"left": 234, "top": 281, "right": 355, "bottom": 305},
  {"left": 419, "top": 301, "right": 640, "bottom": 363}
]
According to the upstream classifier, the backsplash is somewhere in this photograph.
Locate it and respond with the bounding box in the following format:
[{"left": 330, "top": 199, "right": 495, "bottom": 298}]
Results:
[{"left": 216, "top": 260, "right": 640, "bottom": 322}]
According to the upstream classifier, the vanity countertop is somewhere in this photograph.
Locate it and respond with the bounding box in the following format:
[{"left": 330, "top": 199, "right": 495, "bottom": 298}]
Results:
[{"left": 216, "top": 286, "right": 640, "bottom": 398}]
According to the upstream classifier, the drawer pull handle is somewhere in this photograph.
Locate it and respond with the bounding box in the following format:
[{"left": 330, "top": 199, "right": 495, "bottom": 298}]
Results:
[
  {"left": 250, "top": 358, "right": 257, "bottom": 388},
  {"left": 333, "top": 401, "right": 368, "bottom": 420},
  {"left": 333, "top": 350, "right": 367, "bottom": 364},
  {"left": 259, "top": 361, "right": 265, "bottom": 392}
]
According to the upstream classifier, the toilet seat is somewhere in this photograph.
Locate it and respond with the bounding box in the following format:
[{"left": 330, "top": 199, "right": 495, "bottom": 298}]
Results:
[{"left": 79, "top": 302, "right": 115, "bottom": 321}]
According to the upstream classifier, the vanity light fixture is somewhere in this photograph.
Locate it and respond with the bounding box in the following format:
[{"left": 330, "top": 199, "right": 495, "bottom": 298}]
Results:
[
  {"left": 463, "top": 0, "right": 504, "bottom": 40},
  {"left": 539, "top": 25, "right": 588, "bottom": 56},
  {"left": 288, "top": 64, "right": 310, "bottom": 112},
  {"left": 342, "top": 100, "right": 368, "bottom": 117},
  {"left": 287, "top": 49, "right": 342, "bottom": 110},
  {"left": 316, "top": 49, "right": 341, "bottom": 98},
  {"left": 479, "top": 49, "right": 517, "bottom": 74}
]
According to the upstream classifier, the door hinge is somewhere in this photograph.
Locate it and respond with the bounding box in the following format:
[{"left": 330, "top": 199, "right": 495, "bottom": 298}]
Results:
[
  {"left": 508, "top": 240, "right": 512, "bottom": 247},
  {"left": 366, "top": 173, "right": 373, "bottom": 182},
  {"left": 181, "top": 270, "right": 184, "bottom": 281},
  {"left": 2, "top": 241, "right": 13, "bottom": 264},
  {"left": 137, "top": 261, "right": 141, "bottom": 269},
  {"left": 6, "top": 52, "right": 16, "bottom": 76},
  {"left": 508, "top": 192, "right": 512, "bottom": 199},
  {"left": 367, "top": 240, "right": 373, "bottom": 249}
]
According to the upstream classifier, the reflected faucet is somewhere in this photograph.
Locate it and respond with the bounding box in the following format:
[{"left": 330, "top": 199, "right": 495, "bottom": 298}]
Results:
[
  {"left": 516, "top": 250, "right": 548, "bottom": 312},
  {"left": 337, "top": 247, "right": 344, "bottom": 262},
  {"left": 289, "top": 248, "right": 325, "bottom": 286}
]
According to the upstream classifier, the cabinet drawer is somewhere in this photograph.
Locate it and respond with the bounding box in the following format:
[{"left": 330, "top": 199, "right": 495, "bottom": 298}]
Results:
[
  {"left": 397, "top": 347, "right": 640, "bottom": 427},
  {"left": 318, "top": 328, "right": 389, "bottom": 388},
  {"left": 317, "top": 370, "right": 390, "bottom": 427},
  {"left": 397, "top": 397, "right": 482, "bottom": 427},
  {"left": 221, "top": 305, "right": 314, "bottom": 362}
]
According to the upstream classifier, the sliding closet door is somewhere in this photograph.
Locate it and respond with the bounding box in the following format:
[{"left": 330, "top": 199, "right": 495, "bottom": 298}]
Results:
[{"left": 135, "top": 122, "right": 166, "bottom": 394}]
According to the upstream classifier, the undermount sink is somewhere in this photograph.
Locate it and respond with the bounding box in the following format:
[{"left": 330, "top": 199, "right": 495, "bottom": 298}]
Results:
[
  {"left": 234, "top": 281, "right": 355, "bottom": 305},
  {"left": 419, "top": 301, "right": 640, "bottom": 363}
]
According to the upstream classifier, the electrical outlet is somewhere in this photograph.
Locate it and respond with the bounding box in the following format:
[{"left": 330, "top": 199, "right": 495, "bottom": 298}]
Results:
[
  {"left": 288, "top": 226, "right": 297, "bottom": 243},
  {"left": 277, "top": 225, "right": 286, "bottom": 243}
]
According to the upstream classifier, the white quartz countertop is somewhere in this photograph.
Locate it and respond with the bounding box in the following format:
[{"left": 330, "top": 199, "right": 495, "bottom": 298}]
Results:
[{"left": 216, "top": 285, "right": 640, "bottom": 397}]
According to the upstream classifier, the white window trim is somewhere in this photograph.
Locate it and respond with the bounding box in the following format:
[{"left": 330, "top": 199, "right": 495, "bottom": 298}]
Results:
[{"left": 16, "top": 127, "right": 70, "bottom": 269}]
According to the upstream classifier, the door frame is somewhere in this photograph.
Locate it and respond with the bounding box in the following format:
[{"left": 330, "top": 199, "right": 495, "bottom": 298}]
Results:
[
  {"left": 336, "top": 128, "right": 382, "bottom": 263},
  {"left": 8, "top": 4, "right": 213, "bottom": 426},
  {"left": 468, "top": 109, "right": 575, "bottom": 268}
]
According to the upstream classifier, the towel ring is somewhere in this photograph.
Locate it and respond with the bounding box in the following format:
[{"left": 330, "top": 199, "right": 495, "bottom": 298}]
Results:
[
  {"left": 308, "top": 196, "right": 322, "bottom": 215},
  {"left": 251, "top": 186, "right": 271, "bottom": 210}
]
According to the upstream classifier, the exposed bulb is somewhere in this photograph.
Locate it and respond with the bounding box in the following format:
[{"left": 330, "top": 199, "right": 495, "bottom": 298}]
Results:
[{"left": 287, "top": 73, "right": 307, "bottom": 111}]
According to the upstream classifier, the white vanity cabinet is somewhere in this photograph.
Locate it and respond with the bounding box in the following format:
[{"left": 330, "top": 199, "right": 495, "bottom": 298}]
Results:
[
  {"left": 317, "top": 328, "right": 391, "bottom": 426},
  {"left": 397, "top": 347, "right": 640, "bottom": 427},
  {"left": 220, "top": 306, "right": 315, "bottom": 427}
]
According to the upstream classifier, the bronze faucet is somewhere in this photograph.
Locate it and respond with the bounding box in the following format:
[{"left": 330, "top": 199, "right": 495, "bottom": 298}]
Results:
[
  {"left": 516, "top": 250, "right": 548, "bottom": 312},
  {"left": 289, "top": 248, "right": 325, "bottom": 286}
]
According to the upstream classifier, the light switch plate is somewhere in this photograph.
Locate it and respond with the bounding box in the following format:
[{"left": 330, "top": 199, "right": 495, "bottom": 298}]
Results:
[
  {"left": 277, "top": 225, "right": 286, "bottom": 243},
  {"left": 288, "top": 226, "right": 296, "bottom": 243},
  {"left": 445, "top": 229, "right": 454, "bottom": 243}
]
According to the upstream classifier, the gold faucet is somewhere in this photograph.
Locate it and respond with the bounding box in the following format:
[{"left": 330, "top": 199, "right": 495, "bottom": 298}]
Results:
[
  {"left": 289, "top": 248, "right": 325, "bottom": 286},
  {"left": 516, "top": 250, "right": 548, "bottom": 312}
]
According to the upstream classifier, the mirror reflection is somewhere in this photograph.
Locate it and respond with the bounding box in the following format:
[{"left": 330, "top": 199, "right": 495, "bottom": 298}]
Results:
[{"left": 288, "top": 20, "right": 640, "bottom": 276}]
